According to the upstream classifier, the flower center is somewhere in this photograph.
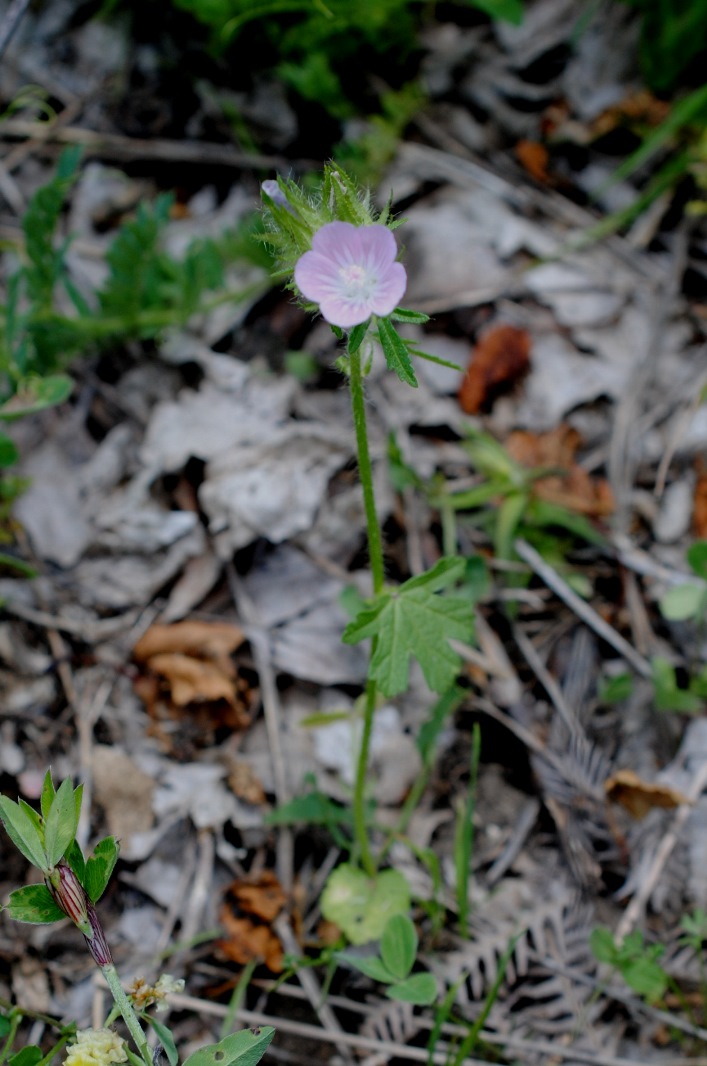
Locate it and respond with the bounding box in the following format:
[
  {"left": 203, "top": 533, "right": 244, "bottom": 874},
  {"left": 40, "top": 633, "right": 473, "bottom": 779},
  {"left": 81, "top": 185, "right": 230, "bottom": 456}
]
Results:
[{"left": 339, "top": 262, "right": 376, "bottom": 300}]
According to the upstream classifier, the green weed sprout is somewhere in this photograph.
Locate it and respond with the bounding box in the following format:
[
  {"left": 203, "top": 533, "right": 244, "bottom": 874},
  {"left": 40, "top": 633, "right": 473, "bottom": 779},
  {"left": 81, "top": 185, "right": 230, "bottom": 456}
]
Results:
[
  {"left": 0, "top": 772, "right": 275, "bottom": 1066},
  {"left": 590, "top": 926, "right": 668, "bottom": 1003},
  {"left": 260, "top": 165, "right": 474, "bottom": 943},
  {"left": 336, "top": 914, "right": 437, "bottom": 1005}
]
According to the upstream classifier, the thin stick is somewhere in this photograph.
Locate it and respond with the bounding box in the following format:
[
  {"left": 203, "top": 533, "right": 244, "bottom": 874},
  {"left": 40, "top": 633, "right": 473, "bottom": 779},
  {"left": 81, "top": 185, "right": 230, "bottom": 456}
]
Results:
[
  {"left": 273, "top": 915, "right": 353, "bottom": 1066},
  {"left": 166, "top": 993, "right": 490, "bottom": 1066},
  {"left": 514, "top": 538, "right": 651, "bottom": 678},
  {"left": 0, "top": 119, "right": 308, "bottom": 171},
  {"left": 512, "top": 623, "right": 581, "bottom": 737},
  {"left": 165, "top": 989, "right": 707, "bottom": 1066},
  {"left": 0, "top": 0, "right": 31, "bottom": 59}
]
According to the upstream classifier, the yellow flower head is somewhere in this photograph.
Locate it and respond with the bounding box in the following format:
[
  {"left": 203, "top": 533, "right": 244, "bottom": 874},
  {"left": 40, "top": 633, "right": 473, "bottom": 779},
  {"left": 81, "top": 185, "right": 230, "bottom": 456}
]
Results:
[{"left": 64, "top": 1029, "right": 127, "bottom": 1066}]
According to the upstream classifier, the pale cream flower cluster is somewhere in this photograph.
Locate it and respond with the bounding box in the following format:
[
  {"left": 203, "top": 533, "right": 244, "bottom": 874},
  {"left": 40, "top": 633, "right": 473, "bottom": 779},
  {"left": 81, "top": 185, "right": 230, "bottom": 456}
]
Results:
[{"left": 64, "top": 1028, "right": 127, "bottom": 1066}]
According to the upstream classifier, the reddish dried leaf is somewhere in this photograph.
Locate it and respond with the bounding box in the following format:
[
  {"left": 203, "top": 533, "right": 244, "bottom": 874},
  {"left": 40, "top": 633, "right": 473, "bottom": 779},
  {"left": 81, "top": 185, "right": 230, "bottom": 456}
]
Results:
[
  {"left": 218, "top": 913, "right": 283, "bottom": 972},
  {"left": 458, "top": 325, "right": 531, "bottom": 414},
  {"left": 693, "top": 466, "right": 707, "bottom": 537},
  {"left": 605, "top": 769, "right": 690, "bottom": 820},
  {"left": 227, "top": 872, "right": 286, "bottom": 923},
  {"left": 515, "top": 139, "right": 551, "bottom": 183},
  {"left": 506, "top": 425, "right": 614, "bottom": 517}
]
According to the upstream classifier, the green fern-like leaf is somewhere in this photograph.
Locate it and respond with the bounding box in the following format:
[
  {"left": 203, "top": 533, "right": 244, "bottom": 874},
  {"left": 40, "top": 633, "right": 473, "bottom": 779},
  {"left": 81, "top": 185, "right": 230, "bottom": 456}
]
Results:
[
  {"left": 99, "top": 195, "right": 173, "bottom": 326},
  {"left": 22, "top": 146, "right": 82, "bottom": 312}
]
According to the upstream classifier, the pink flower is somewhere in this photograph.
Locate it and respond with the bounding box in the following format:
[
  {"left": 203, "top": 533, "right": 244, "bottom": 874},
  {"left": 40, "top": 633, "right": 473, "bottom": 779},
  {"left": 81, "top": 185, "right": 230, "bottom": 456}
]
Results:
[{"left": 294, "top": 222, "right": 407, "bottom": 329}]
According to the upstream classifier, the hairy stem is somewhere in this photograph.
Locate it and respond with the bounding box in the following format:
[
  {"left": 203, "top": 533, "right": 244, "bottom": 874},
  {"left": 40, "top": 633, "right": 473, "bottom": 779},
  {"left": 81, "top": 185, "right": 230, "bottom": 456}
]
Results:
[
  {"left": 348, "top": 344, "right": 384, "bottom": 878},
  {"left": 101, "top": 964, "right": 151, "bottom": 1066},
  {"left": 348, "top": 346, "right": 385, "bottom": 597}
]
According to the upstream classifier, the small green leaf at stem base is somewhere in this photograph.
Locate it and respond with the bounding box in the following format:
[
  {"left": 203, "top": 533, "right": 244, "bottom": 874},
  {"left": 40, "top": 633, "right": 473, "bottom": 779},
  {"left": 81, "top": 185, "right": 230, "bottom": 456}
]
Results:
[
  {"left": 9, "top": 1047, "right": 43, "bottom": 1066},
  {"left": 386, "top": 973, "right": 438, "bottom": 1005},
  {"left": 6, "top": 883, "right": 65, "bottom": 924},
  {"left": 660, "top": 582, "right": 707, "bottom": 621},
  {"left": 380, "top": 914, "right": 417, "bottom": 980},
  {"left": 687, "top": 540, "right": 707, "bottom": 580},
  {"left": 0, "top": 375, "right": 73, "bottom": 421},
  {"left": 320, "top": 864, "right": 410, "bottom": 945},
  {"left": 337, "top": 954, "right": 395, "bottom": 983},
  {"left": 181, "top": 1026, "right": 275, "bottom": 1066},
  {"left": 143, "top": 1016, "right": 179, "bottom": 1066}
]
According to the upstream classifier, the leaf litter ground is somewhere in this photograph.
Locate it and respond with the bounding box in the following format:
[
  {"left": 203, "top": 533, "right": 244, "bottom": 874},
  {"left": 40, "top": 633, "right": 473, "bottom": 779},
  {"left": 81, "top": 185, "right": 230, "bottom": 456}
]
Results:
[{"left": 1, "top": 2, "right": 707, "bottom": 1066}]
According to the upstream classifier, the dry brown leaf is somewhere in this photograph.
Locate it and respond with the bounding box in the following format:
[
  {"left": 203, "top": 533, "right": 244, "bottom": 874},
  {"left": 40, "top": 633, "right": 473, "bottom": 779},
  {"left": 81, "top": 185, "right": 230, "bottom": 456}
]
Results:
[
  {"left": 458, "top": 324, "right": 531, "bottom": 414},
  {"left": 228, "top": 871, "right": 286, "bottom": 922},
  {"left": 228, "top": 760, "right": 267, "bottom": 806},
  {"left": 133, "top": 620, "right": 245, "bottom": 674},
  {"left": 146, "top": 651, "right": 240, "bottom": 708},
  {"left": 506, "top": 424, "right": 614, "bottom": 517},
  {"left": 605, "top": 768, "right": 690, "bottom": 819},
  {"left": 693, "top": 462, "right": 707, "bottom": 537},
  {"left": 515, "top": 139, "right": 551, "bottom": 184},
  {"left": 218, "top": 914, "right": 283, "bottom": 972}
]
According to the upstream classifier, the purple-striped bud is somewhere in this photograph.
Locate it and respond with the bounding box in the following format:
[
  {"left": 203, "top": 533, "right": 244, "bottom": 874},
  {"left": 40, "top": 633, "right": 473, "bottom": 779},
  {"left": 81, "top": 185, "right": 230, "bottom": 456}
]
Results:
[
  {"left": 261, "top": 179, "right": 296, "bottom": 214},
  {"left": 46, "top": 862, "right": 112, "bottom": 967}
]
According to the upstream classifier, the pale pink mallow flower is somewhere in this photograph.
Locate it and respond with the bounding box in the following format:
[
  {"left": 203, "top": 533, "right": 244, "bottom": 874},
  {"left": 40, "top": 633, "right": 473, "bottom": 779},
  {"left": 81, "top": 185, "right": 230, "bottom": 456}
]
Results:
[{"left": 294, "top": 221, "right": 407, "bottom": 329}]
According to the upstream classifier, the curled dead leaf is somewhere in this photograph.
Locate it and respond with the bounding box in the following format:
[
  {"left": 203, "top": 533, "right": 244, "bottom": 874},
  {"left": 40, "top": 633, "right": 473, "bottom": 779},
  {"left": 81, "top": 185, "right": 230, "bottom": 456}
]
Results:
[
  {"left": 219, "top": 873, "right": 286, "bottom": 972},
  {"left": 515, "top": 139, "right": 551, "bottom": 184},
  {"left": 133, "top": 620, "right": 245, "bottom": 674},
  {"left": 227, "top": 760, "right": 267, "bottom": 806},
  {"left": 458, "top": 324, "right": 531, "bottom": 415},
  {"left": 145, "top": 651, "right": 240, "bottom": 708},
  {"left": 605, "top": 769, "right": 690, "bottom": 819},
  {"left": 506, "top": 424, "right": 614, "bottom": 517},
  {"left": 133, "top": 619, "right": 252, "bottom": 743},
  {"left": 228, "top": 872, "right": 287, "bottom": 923},
  {"left": 218, "top": 915, "right": 283, "bottom": 972},
  {"left": 693, "top": 462, "right": 707, "bottom": 538}
]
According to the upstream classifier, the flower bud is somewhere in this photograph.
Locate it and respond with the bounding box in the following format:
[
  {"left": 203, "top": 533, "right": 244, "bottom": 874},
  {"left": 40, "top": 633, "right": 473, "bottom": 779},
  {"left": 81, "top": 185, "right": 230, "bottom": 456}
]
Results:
[{"left": 46, "top": 862, "right": 112, "bottom": 966}]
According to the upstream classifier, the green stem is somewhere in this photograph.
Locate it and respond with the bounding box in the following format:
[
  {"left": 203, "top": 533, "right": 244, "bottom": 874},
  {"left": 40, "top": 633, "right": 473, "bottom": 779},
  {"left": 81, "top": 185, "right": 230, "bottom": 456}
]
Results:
[
  {"left": 101, "top": 965, "right": 151, "bottom": 1066},
  {"left": 0, "top": 1012, "right": 20, "bottom": 1066},
  {"left": 352, "top": 671, "right": 378, "bottom": 878},
  {"left": 348, "top": 346, "right": 385, "bottom": 596},
  {"left": 348, "top": 344, "right": 385, "bottom": 878}
]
